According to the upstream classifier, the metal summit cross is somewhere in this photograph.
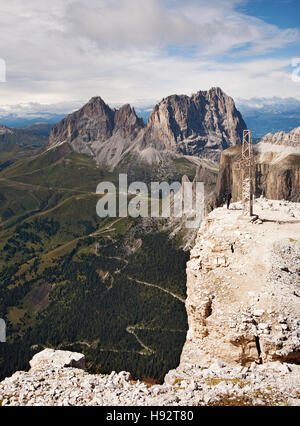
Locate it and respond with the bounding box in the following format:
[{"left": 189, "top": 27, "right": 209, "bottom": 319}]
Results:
[{"left": 234, "top": 129, "right": 255, "bottom": 216}]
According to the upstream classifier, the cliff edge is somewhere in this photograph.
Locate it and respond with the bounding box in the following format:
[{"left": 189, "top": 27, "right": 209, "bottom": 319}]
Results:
[
  {"left": 216, "top": 128, "right": 300, "bottom": 205},
  {"left": 179, "top": 197, "right": 300, "bottom": 367},
  {"left": 1, "top": 198, "right": 300, "bottom": 406}
]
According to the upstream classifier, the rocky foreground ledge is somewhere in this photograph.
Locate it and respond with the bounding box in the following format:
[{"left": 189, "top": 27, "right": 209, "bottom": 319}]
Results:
[
  {"left": 1, "top": 199, "right": 299, "bottom": 406},
  {"left": 0, "top": 349, "right": 299, "bottom": 406},
  {"left": 181, "top": 198, "right": 300, "bottom": 367}
]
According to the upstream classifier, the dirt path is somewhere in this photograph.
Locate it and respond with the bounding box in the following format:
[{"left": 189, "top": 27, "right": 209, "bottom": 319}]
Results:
[
  {"left": 126, "top": 326, "right": 155, "bottom": 355},
  {"left": 0, "top": 180, "right": 95, "bottom": 229},
  {"left": 90, "top": 218, "right": 123, "bottom": 237},
  {"left": 63, "top": 328, "right": 156, "bottom": 357},
  {"left": 128, "top": 277, "right": 185, "bottom": 303},
  {"left": 44, "top": 218, "right": 123, "bottom": 260}
]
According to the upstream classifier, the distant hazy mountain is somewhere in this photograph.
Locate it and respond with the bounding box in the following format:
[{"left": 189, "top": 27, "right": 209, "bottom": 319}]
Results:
[
  {"left": 0, "top": 122, "right": 54, "bottom": 171},
  {"left": 237, "top": 97, "right": 300, "bottom": 138},
  {"left": 0, "top": 124, "right": 43, "bottom": 171},
  {"left": 0, "top": 124, "right": 49, "bottom": 148},
  {"left": 0, "top": 114, "right": 65, "bottom": 128},
  {"left": 260, "top": 126, "right": 300, "bottom": 148},
  {"left": 1, "top": 96, "right": 299, "bottom": 140},
  {"left": 18, "top": 122, "right": 54, "bottom": 137},
  {"left": 134, "top": 107, "right": 152, "bottom": 124}
]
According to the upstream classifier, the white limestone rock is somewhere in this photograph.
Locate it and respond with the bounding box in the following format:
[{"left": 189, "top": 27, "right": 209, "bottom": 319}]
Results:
[{"left": 29, "top": 349, "right": 86, "bottom": 370}]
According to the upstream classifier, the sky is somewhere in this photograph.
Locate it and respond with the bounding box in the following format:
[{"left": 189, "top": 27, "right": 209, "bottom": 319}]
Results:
[{"left": 0, "top": 0, "right": 299, "bottom": 116}]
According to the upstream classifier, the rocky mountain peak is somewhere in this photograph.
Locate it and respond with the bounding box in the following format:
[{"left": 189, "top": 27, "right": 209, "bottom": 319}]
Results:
[
  {"left": 47, "top": 87, "right": 247, "bottom": 166},
  {"left": 145, "top": 87, "right": 246, "bottom": 160},
  {"left": 83, "top": 96, "right": 114, "bottom": 117},
  {"left": 114, "top": 104, "right": 145, "bottom": 139},
  {"left": 48, "top": 97, "right": 144, "bottom": 153},
  {"left": 181, "top": 198, "right": 300, "bottom": 368},
  {"left": 0, "top": 124, "right": 13, "bottom": 135},
  {"left": 259, "top": 127, "right": 300, "bottom": 148},
  {"left": 204, "top": 86, "right": 230, "bottom": 98}
]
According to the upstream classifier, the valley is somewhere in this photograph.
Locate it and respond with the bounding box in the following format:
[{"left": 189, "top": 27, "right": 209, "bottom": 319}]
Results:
[
  {"left": 0, "top": 88, "right": 299, "bottom": 389},
  {"left": 0, "top": 141, "right": 193, "bottom": 383}
]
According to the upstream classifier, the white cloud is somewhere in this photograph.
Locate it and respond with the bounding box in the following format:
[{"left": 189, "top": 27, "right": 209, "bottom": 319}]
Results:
[
  {"left": 237, "top": 96, "right": 300, "bottom": 110},
  {"left": 0, "top": 100, "right": 83, "bottom": 118},
  {"left": 66, "top": 0, "right": 298, "bottom": 55},
  {"left": 0, "top": 0, "right": 299, "bottom": 110}
]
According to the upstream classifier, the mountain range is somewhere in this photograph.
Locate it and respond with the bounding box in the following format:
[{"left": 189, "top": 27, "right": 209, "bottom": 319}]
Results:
[
  {"left": 1, "top": 95, "right": 300, "bottom": 140},
  {"left": 47, "top": 87, "right": 246, "bottom": 167},
  {"left": 236, "top": 98, "right": 300, "bottom": 138}
]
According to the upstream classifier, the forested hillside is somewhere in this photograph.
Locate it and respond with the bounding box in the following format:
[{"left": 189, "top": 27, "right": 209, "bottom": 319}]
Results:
[{"left": 0, "top": 144, "right": 191, "bottom": 382}]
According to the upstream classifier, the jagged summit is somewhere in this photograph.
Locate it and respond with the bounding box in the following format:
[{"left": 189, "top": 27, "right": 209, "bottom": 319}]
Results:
[
  {"left": 47, "top": 87, "right": 246, "bottom": 167},
  {"left": 47, "top": 96, "right": 145, "bottom": 165},
  {"left": 88, "top": 95, "right": 107, "bottom": 103},
  {"left": 146, "top": 87, "right": 246, "bottom": 156},
  {"left": 0, "top": 124, "right": 13, "bottom": 135},
  {"left": 114, "top": 104, "right": 145, "bottom": 138},
  {"left": 259, "top": 127, "right": 300, "bottom": 148}
]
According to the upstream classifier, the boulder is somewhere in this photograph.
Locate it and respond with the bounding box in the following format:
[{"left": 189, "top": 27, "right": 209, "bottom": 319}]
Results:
[{"left": 29, "top": 349, "right": 86, "bottom": 370}]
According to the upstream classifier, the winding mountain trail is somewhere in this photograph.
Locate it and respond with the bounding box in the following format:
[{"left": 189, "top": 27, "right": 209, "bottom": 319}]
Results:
[
  {"left": 90, "top": 218, "right": 123, "bottom": 237},
  {"left": 128, "top": 277, "right": 185, "bottom": 303},
  {"left": 58, "top": 341, "right": 92, "bottom": 349},
  {"left": 65, "top": 326, "right": 157, "bottom": 357},
  {"left": 43, "top": 218, "right": 123, "bottom": 260},
  {"left": 126, "top": 326, "right": 155, "bottom": 355},
  {"left": 0, "top": 185, "right": 94, "bottom": 229}
]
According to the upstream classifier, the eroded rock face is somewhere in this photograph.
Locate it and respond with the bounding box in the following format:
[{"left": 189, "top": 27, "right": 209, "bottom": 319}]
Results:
[
  {"left": 145, "top": 87, "right": 246, "bottom": 159},
  {"left": 48, "top": 97, "right": 144, "bottom": 162},
  {"left": 216, "top": 131, "right": 300, "bottom": 204},
  {"left": 47, "top": 88, "right": 246, "bottom": 167},
  {"left": 179, "top": 199, "right": 300, "bottom": 368},
  {"left": 260, "top": 127, "right": 300, "bottom": 147}
]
